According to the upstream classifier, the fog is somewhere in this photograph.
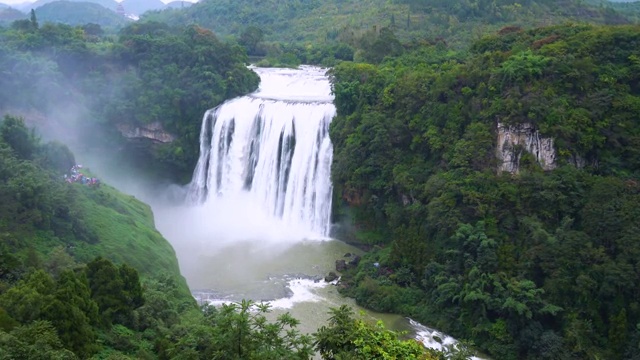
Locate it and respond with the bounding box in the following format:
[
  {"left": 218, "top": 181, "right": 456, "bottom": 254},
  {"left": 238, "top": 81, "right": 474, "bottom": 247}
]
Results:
[{"left": 1, "top": 0, "right": 197, "bottom": 4}]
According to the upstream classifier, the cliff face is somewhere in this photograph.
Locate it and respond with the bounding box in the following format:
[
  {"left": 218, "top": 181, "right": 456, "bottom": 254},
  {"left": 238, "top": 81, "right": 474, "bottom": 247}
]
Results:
[
  {"left": 117, "top": 121, "right": 176, "bottom": 143},
  {"left": 497, "top": 122, "right": 556, "bottom": 173}
]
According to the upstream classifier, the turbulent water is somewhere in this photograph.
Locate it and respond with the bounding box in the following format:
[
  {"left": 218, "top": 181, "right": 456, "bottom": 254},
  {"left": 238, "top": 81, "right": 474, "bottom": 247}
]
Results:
[{"left": 187, "top": 66, "right": 335, "bottom": 237}]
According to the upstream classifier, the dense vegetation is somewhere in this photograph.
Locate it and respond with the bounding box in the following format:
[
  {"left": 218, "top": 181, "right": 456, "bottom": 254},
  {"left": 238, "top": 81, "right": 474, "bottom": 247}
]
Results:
[
  {"left": 0, "top": 114, "right": 189, "bottom": 290},
  {"left": 0, "top": 115, "right": 445, "bottom": 359},
  {"left": 329, "top": 23, "right": 640, "bottom": 359},
  {"left": 589, "top": 0, "right": 640, "bottom": 22},
  {"left": 145, "top": 0, "right": 631, "bottom": 46},
  {"left": 0, "top": 114, "right": 192, "bottom": 357},
  {"left": 0, "top": 14, "right": 258, "bottom": 182},
  {"left": 138, "top": 0, "right": 640, "bottom": 69}
]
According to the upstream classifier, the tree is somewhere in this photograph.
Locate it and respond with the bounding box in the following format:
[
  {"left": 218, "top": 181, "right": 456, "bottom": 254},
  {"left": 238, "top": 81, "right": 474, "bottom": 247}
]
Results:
[
  {"left": 0, "top": 270, "right": 55, "bottom": 324},
  {"left": 166, "top": 300, "right": 314, "bottom": 359},
  {"left": 239, "top": 25, "right": 264, "bottom": 55},
  {"left": 314, "top": 305, "right": 437, "bottom": 359},
  {"left": 0, "top": 321, "right": 77, "bottom": 360},
  {"left": 119, "top": 264, "right": 144, "bottom": 313},
  {"left": 85, "top": 257, "right": 127, "bottom": 327},
  {"left": 0, "top": 115, "right": 37, "bottom": 160},
  {"left": 30, "top": 9, "right": 39, "bottom": 30},
  {"left": 39, "top": 141, "right": 75, "bottom": 175}
]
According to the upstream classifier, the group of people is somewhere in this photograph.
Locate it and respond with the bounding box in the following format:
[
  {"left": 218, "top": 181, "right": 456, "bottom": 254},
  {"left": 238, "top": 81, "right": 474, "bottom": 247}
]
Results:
[{"left": 64, "top": 164, "right": 100, "bottom": 187}]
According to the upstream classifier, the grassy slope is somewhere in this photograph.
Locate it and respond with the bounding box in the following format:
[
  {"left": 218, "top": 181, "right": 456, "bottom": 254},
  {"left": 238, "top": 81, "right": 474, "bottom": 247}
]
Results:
[
  {"left": 4, "top": 164, "right": 192, "bottom": 300},
  {"left": 75, "top": 182, "right": 192, "bottom": 300},
  {"left": 72, "top": 184, "right": 180, "bottom": 279}
]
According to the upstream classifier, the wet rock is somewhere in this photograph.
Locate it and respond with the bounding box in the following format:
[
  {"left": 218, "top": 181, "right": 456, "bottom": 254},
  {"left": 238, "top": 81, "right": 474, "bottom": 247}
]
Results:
[
  {"left": 348, "top": 255, "right": 361, "bottom": 268},
  {"left": 335, "top": 259, "right": 347, "bottom": 272},
  {"left": 324, "top": 272, "right": 338, "bottom": 282},
  {"left": 344, "top": 252, "right": 352, "bottom": 257},
  {"left": 117, "top": 121, "right": 176, "bottom": 143}
]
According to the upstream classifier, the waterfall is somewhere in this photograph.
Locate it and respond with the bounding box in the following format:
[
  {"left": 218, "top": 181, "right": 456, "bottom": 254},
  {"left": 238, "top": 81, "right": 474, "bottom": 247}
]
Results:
[{"left": 187, "top": 67, "right": 335, "bottom": 238}]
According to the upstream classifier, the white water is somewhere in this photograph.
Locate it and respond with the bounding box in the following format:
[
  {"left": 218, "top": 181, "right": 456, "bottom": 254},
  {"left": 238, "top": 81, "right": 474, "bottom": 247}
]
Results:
[
  {"left": 410, "top": 319, "right": 485, "bottom": 359},
  {"left": 187, "top": 66, "right": 335, "bottom": 237}
]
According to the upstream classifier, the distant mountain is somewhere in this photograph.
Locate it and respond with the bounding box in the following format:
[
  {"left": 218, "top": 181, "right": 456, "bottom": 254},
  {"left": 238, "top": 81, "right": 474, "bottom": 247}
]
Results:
[
  {"left": 0, "top": 3, "right": 9, "bottom": 9},
  {"left": 5, "top": 1, "right": 34, "bottom": 9},
  {"left": 35, "top": 1, "right": 129, "bottom": 27},
  {"left": 20, "top": 0, "right": 118, "bottom": 12},
  {"left": 0, "top": 7, "right": 25, "bottom": 24},
  {"left": 120, "top": 0, "right": 163, "bottom": 15},
  {"left": 164, "top": 1, "right": 194, "bottom": 10}
]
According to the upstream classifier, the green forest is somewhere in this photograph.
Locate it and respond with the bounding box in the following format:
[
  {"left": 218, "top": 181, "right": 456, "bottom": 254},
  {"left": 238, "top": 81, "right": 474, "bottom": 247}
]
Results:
[
  {"left": 143, "top": 0, "right": 630, "bottom": 45},
  {"left": 1, "top": 0, "right": 640, "bottom": 359},
  {"left": 0, "top": 14, "right": 259, "bottom": 182},
  {"left": 329, "top": 23, "right": 640, "bottom": 359}
]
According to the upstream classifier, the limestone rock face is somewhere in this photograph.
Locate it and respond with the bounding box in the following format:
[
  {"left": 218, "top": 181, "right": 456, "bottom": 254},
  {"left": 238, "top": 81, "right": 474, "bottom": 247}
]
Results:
[
  {"left": 117, "top": 121, "right": 175, "bottom": 143},
  {"left": 497, "top": 122, "right": 556, "bottom": 173}
]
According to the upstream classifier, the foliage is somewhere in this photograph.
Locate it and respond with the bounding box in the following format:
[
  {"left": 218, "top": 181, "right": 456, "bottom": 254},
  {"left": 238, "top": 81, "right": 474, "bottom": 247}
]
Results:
[
  {"left": 143, "top": 0, "right": 632, "bottom": 48},
  {"left": 0, "top": 116, "right": 191, "bottom": 289},
  {"left": 330, "top": 24, "right": 640, "bottom": 359},
  {"left": 0, "top": 18, "right": 259, "bottom": 183},
  {"left": 0, "top": 321, "right": 77, "bottom": 359},
  {"left": 165, "top": 300, "right": 314, "bottom": 359},
  {"left": 315, "top": 305, "right": 439, "bottom": 360}
]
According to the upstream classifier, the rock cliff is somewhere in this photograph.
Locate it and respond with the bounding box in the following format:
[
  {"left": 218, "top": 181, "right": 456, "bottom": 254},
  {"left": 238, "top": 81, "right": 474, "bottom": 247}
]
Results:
[
  {"left": 117, "top": 121, "right": 175, "bottom": 143},
  {"left": 497, "top": 122, "right": 556, "bottom": 173}
]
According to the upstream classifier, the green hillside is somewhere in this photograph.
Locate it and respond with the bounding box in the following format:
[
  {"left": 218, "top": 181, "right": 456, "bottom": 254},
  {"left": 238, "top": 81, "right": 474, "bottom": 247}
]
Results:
[
  {"left": 592, "top": 0, "right": 640, "bottom": 21},
  {"left": 0, "top": 115, "right": 189, "bottom": 290},
  {"left": 143, "top": 0, "right": 631, "bottom": 46},
  {"left": 0, "top": 18, "right": 259, "bottom": 183},
  {"left": 330, "top": 23, "right": 640, "bottom": 359}
]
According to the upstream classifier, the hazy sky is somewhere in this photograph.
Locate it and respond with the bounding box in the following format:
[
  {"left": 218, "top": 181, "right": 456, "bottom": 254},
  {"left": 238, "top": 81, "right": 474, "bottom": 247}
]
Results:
[{"left": 2, "top": 0, "right": 197, "bottom": 4}]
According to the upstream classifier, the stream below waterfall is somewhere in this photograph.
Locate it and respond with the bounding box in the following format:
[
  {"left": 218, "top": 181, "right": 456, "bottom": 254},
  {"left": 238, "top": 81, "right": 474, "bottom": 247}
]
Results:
[{"left": 148, "top": 66, "right": 483, "bottom": 359}]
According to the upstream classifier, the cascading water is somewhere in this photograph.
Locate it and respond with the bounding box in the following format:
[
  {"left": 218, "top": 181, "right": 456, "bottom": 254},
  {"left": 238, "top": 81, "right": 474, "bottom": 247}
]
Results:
[{"left": 187, "top": 66, "right": 335, "bottom": 238}]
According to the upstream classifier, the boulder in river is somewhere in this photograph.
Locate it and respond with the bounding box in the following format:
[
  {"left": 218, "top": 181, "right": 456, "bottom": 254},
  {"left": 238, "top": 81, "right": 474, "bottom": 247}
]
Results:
[
  {"left": 335, "top": 259, "right": 347, "bottom": 272},
  {"left": 348, "top": 255, "right": 361, "bottom": 268},
  {"left": 324, "top": 272, "right": 338, "bottom": 282}
]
